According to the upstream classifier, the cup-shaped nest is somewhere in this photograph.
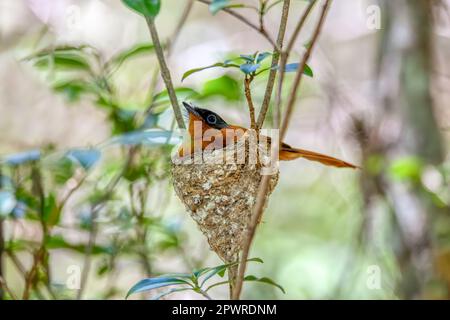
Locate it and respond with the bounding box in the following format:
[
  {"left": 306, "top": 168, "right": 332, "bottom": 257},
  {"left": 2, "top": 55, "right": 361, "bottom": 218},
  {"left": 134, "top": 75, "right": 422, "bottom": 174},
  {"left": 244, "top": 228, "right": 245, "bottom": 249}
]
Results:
[{"left": 172, "top": 133, "right": 279, "bottom": 262}]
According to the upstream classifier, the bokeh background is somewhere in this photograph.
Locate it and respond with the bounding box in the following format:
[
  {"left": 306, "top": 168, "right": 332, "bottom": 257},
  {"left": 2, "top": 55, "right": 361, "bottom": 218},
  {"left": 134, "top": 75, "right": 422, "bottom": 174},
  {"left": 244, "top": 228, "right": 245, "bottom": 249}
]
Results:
[{"left": 0, "top": 0, "right": 449, "bottom": 299}]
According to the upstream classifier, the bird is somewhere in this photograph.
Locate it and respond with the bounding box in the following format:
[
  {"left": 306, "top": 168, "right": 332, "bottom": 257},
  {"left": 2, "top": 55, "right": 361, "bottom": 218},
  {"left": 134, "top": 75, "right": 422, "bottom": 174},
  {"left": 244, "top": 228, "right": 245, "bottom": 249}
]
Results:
[{"left": 179, "top": 102, "right": 358, "bottom": 169}]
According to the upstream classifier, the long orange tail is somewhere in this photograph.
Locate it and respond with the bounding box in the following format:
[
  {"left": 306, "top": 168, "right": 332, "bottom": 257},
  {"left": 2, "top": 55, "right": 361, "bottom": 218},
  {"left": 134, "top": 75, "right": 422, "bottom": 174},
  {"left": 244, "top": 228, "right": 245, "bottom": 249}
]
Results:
[{"left": 279, "top": 146, "right": 358, "bottom": 169}]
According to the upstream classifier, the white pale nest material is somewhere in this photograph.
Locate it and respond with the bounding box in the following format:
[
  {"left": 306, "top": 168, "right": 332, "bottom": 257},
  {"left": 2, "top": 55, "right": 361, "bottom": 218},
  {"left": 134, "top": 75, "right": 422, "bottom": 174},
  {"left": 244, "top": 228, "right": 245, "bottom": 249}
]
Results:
[{"left": 172, "top": 133, "right": 279, "bottom": 262}]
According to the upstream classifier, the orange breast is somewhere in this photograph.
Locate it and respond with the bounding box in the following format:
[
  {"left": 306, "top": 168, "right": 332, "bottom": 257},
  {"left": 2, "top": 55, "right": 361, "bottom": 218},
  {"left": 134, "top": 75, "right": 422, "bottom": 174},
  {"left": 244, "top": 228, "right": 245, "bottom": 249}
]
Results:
[{"left": 178, "top": 114, "right": 247, "bottom": 157}]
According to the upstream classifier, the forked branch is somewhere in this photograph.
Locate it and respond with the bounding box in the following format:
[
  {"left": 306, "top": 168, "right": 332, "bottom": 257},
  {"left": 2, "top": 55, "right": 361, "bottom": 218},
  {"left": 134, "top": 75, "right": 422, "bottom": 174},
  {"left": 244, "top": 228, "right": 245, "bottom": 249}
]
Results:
[{"left": 233, "top": 0, "right": 333, "bottom": 300}]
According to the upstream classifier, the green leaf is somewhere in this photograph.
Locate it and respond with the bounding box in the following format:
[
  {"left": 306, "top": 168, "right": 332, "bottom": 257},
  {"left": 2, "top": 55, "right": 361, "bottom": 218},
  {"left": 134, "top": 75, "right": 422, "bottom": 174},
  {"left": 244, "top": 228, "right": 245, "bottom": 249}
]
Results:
[
  {"left": 209, "top": 0, "right": 245, "bottom": 15},
  {"left": 240, "top": 63, "right": 260, "bottom": 74},
  {"left": 33, "top": 53, "right": 91, "bottom": 71},
  {"left": 200, "top": 75, "right": 241, "bottom": 101},
  {"left": 43, "top": 193, "right": 60, "bottom": 226},
  {"left": 53, "top": 79, "right": 94, "bottom": 102},
  {"left": 126, "top": 277, "right": 190, "bottom": 298},
  {"left": 66, "top": 149, "right": 101, "bottom": 170},
  {"left": 122, "top": 0, "right": 161, "bottom": 18},
  {"left": 2, "top": 150, "right": 41, "bottom": 166},
  {"left": 181, "top": 62, "right": 239, "bottom": 81},
  {"left": 111, "top": 129, "right": 181, "bottom": 146},
  {"left": 389, "top": 156, "right": 423, "bottom": 181},
  {"left": 239, "top": 54, "right": 255, "bottom": 62},
  {"left": 109, "top": 43, "right": 155, "bottom": 70},
  {"left": 273, "top": 63, "right": 314, "bottom": 77},
  {"left": 198, "top": 257, "right": 264, "bottom": 287},
  {"left": 0, "top": 191, "right": 16, "bottom": 217},
  {"left": 255, "top": 52, "right": 271, "bottom": 63},
  {"left": 244, "top": 275, "right": 285, "bottom": 293}
]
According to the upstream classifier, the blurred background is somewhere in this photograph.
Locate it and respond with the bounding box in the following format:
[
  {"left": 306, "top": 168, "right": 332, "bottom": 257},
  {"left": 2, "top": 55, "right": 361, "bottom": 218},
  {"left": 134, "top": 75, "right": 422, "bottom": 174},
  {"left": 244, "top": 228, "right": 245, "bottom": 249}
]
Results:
[{"left": 0, "top": 0, "right": 449, "bottom": 299}]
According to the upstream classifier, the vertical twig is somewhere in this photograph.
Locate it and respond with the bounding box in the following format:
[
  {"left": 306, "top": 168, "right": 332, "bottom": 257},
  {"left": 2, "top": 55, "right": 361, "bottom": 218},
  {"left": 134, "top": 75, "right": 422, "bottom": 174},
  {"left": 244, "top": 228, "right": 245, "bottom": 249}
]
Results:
[
  {"left": 23, "top": 163, "right": 54, "bottom": 300},
  {"left": 144, "top": 0, "right": 194, "bottom": 115},
  {"left": 285, "top": 0, "right": 318, "bottom": 55},
  {"left": 233, "top": 0, "right": 333, "bottom": 300},
  {"left": 145, "top": 17, "right": 185, "bottom": 129},
  {"left": 244, "top": 76, "right": 257, "bottom": 129},
  {"left": 280, "top": 0, "right": 332, "bottom": 139},
  {"left": 256, "top": 0, "right": 291, "bottom": 129},
  {"left": 232, "top": 0, "right": 291, "bottom": 300}
]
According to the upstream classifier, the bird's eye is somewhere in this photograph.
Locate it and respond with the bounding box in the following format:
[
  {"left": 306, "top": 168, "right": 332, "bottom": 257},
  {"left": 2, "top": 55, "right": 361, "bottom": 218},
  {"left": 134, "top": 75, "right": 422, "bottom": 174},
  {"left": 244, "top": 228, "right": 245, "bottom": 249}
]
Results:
[{"left": 206, "top": 114, "right": 217, "bottom": 124}]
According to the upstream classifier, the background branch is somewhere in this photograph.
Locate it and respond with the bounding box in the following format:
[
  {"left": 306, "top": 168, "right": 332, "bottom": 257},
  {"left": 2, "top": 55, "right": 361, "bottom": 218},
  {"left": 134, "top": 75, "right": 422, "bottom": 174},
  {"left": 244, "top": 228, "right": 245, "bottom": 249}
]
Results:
[
  {"left": 232, "top": 0, "right": 291, "bottom": 300},
  {"left": 144, "top": 0, "right": 193, "bottom": 116},
  {"left": 280, "top": 0, "right": 332, "bottom": 139},
  {"left": 197, "top": 0, "right": 277, "bottom": 47},
  {"left": 256, "top": 0, "right": 290, "bottom": 129},
  {"left": 145, "top": 17, "right": 186, "bottom": 129}
]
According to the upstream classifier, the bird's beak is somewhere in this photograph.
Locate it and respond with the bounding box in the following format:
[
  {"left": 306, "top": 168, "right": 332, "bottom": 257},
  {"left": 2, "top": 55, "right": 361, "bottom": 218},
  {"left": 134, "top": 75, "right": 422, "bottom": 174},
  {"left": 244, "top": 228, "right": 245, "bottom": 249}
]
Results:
[{"left": 182, "top": 102, "right": 200, "bottom": 117}]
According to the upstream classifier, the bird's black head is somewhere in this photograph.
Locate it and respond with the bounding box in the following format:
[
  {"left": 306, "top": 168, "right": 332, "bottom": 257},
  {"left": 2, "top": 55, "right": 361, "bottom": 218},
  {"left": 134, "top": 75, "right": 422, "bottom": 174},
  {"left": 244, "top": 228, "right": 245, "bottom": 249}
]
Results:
[{"left": 182, "top": 102, "right": 229, "bottom": 129}]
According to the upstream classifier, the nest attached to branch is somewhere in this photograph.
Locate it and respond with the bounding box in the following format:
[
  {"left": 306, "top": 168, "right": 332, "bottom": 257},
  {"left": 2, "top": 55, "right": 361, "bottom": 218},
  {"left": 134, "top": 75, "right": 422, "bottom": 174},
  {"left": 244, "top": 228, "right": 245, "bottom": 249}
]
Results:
[{"left": 172, "top": 133, "right": 279, "bottom": 263}]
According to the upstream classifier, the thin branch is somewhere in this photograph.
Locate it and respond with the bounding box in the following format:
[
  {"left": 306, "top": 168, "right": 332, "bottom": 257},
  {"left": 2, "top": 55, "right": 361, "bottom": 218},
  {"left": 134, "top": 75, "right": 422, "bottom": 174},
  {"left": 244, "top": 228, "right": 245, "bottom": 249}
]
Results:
[
  {"left": 280, "top": 0, "right": 332, "bottom": 139},
  {"left": 145, "top": 17, "right": 185, "bottom": 129},
  {"left": 23, "top": 164, "right": 51, "bottom": 300},
  {"left": 0, "top": 276, "right": 17, "bottom": 300},
  {"left": 256, "top": 0, "right": 290, "bottom": 129},
  {"left": 285, "top": 0, "right": 317, "bottom": 55},
  {"left": 232, "top": 0, "right": 291, "bottom": 300},
  {"left": 244, "top": 76, "right": 256, "bottom": 129},
  {"left": 144, "top": 0, "right": 194, "bottom": 116},
  {"left": 233, "top": 0, "right": 333, "bottom": 301},
  {"left": 196, "top": 0, "right": 277, "bottom": 47}
]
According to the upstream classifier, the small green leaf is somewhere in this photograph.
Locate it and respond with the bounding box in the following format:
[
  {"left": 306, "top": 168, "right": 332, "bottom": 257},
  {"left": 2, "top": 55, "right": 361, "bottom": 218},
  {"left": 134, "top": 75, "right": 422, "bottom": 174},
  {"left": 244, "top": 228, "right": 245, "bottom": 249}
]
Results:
[
  {"left": 201, "top": 75, "right": 241, "bottom": 101},
  {"left": 2, "top": 150, "right": 41, "bottom": 166},
  {"left": 111, "top": 130, "right": 181, "bottom": 146},
  {"left": 126, "top": 277, "right": 190, "bottom": 298},
  {"left": 199, "top": 257, "right": 264, "bottom": 287},
  {"left": 244, "top": 275, "right": 285, "bottom": 293},
  {"left": 273, "top": 63, "right": 314, "bottom": 77},
  {"left": 122, "top": 0, "right": 161, "bottom": 18},
  {"left": 389, "top": 156, "right": 423, "bottom": 181},
  {"left": 255, "top": 52, "right": 271, "bottom": 63},
  {"left": 33, "top": 53, "right": 91, "bottom": 71},
  {"left": 239, "top": 54, "right": 255, "bottom": 62},
  {"left": 66, "top": 149, "right": 101, "bottom": 170},
  {"left": 53, "top": 79, "right": 94, "bottom": 102},
  {"left": 210, "top": 0, "right": 230, "bottom": 14},
  {"left": 181, "top": 62, "right": 239, "bottom": 81},
  {"left": 43, "top": 193, "right": 60, "bottom": 226},
  {"left": 0, "top": 191, "right": 16, "bottom": 217},
  {"left": 240, "top": 63, "right": 260, "bottom": 74},
  {"left": 109, "top": 43, "right": 155, "bottom": 70}
]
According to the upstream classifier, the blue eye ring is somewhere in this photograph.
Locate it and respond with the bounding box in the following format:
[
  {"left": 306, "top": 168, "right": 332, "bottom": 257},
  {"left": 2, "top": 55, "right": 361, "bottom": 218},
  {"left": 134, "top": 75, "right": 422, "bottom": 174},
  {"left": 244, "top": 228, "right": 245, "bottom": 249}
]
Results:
[{"left": 206, "top": 114, "right": 217, "bottom": 124}]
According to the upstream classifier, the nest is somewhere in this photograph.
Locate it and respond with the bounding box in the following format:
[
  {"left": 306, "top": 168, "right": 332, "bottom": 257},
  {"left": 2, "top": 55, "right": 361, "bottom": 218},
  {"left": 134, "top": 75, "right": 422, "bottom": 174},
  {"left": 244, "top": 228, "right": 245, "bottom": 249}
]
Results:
[{"left": 172, "top": 133, "right": 279, "bottom": 262}]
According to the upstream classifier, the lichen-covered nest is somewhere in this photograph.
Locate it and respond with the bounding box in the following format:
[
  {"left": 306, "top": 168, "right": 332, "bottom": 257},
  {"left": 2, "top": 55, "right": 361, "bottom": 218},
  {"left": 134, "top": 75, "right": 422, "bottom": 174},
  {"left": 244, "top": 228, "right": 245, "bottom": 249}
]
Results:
[{"left": 172, "top": 133, "right": 279, "bottom": 262}]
